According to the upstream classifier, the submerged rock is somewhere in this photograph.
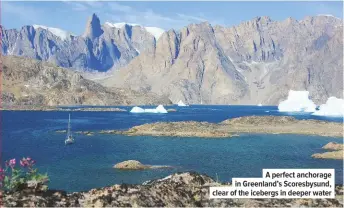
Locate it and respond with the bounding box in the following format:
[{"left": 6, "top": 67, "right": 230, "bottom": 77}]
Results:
[{"left": 75, "top": 131, "right": 94, "bottom": 136}]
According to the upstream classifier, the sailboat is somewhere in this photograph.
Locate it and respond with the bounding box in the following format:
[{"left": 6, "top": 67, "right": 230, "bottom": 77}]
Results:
[{"left": 64, "top": 114, "right": 74, "bottom": 145}]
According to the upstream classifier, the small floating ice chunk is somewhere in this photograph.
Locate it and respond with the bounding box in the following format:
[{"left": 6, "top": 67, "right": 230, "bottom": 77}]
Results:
[
  {"left": 278, "top": 90, "right": 316, "bottom": 112},
  {"left": 130, "top": 105, "right": 168, "bottom": 114},
  {"left": 312, "top": 97, "right": 344, "bottom": 117},
  {"left": 177, "top": 100, "right": 188, "bottom": 107},
  {"left": 130, "top": 106, "right": 145, "bottom": 113},
  {"left": 257, "top": 103, "right": 263, "bottom": 106}
]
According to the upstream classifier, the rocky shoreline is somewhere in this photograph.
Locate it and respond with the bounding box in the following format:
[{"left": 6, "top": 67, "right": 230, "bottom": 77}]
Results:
[
  {"left": 0, "top": 106, "right": 180, "bottom": 112},
  {"left": 1, "top": 172, "right": 343, "bottom": 207},
  {"left": 100, "top": 116, "right": 343, "bottom": 138},
  {"left": 0, "top": 106, "right": 127, "bottom": 112}
]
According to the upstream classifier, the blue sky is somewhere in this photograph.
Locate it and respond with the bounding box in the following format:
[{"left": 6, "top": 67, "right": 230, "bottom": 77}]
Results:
[{"left": 2, "top": 1, "right": 343, "bottom": 35}]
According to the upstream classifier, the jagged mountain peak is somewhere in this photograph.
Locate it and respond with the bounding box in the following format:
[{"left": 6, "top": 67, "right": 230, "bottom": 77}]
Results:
[
  {"left": 1, "top": 14, "right": 343, "bottom": 106},
  {"left": 83, "top": 13, "right": 103, "bottom": 39},
  {"left": 253, "top": 16, "right": 273, "bottom": 24}
]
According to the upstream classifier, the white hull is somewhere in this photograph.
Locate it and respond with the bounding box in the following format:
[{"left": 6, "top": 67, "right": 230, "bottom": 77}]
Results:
[{"left": 65, "top": 139, "right": 74, "bottom": 145}]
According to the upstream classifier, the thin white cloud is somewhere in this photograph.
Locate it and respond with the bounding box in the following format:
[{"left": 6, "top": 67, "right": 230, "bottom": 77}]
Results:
[
  {"left": 177, "top": 13, "right": 208, "bottom": 22},
  {"left": 102, "top": 2, "right": 220, "bottom": 30},
  {"left": 305, "top": 2, "right": 342, "bottom": 19},
  {"left": 64, "top": 1, "right": 89, "bottom": 11},
  {"left": 108, "top": 2, "right": 133, "bottom": 13},
  {"left": 84, "top": 1, "right": 106, "bottom": 9}
]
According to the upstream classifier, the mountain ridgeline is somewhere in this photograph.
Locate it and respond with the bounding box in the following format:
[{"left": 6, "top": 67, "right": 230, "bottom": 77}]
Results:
[
  {"left": 1, "top": 14, "right": 343, "bottom": 105},
  {"left": 1, "top": 13, "right": 158, "bottom": 72}
]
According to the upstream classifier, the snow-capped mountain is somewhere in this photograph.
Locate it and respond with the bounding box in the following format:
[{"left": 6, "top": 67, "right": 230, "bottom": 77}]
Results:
[
  {"left": 1, "top": 13, "right": 160, "bottom": 72},
  {"left": 104, "top": 22, "right": 165, "bottom": 40},
  {"left": 32, "top": 25, "right": 74, "bottom": 41},
  {"left": 1, "top": 13, "right": 343, "bottom": 105}
]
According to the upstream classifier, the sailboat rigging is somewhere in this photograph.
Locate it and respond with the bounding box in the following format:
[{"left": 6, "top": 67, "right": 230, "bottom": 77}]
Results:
[{"left": 65, "top": 114, "right": 74, "bottom": 145}]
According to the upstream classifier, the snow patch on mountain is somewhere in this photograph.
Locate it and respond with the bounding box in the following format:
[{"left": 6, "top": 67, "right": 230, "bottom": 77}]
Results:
[
  {"left": 144, "top": 27, "right": 165, "bottom": 40},
  {"left": 317, "top": 14, "right": 341, "bottom": 20},
  {"left": 104, "top": 22, "right": 164, "bottom": 40},
  {"left": 33, "top": 25, "right": 73, "bottom": 41},
  {"left": 104, "top": 22, "right": 139, "bottom": 28}
]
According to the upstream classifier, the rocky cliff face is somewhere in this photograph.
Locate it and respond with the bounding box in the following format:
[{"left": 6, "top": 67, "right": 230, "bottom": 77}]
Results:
[
  {"left": 103, "top": 15, "right": 343, "bottom": 105},
  {"left": 2, "top": 172, "right": 343, "bottom": 207},
  {"left": 2, "top": 14, "right": 342, "bottom": 105},
  {"left": 0, "top": 56, "right": 171, "bottom": 106},
  {"left": 0, "top": 13, "right": 158, "bottom": 72}
]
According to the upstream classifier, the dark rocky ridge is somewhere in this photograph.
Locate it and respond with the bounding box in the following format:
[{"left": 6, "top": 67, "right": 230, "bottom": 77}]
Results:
[{"left": 1, "top": 172, "right": 343, "bottom": 207}]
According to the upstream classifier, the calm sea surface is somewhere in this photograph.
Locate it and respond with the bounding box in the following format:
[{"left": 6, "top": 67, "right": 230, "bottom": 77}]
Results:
[{"left": 2, "top": 105, "right": 343, "bottom": 192}]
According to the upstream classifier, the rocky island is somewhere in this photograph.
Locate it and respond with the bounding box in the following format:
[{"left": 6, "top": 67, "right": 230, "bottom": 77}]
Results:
[
  {"left": 312, "top": 142, "right": 344, "bottom": 160},
  {"left": 0, "top": 106, "right": 127, "bottom": 112},
  {"left": 100, "top": 116, "right": 343, "bottom": 138},
  {"left": 1, "top": 172, "right": 343, "bottom": 207},
  {"left": 113, "top": 160, "right": 172, "bottom": 170},
  {"left": 63, "top": 108, "right": 127, "bottom": 112}
]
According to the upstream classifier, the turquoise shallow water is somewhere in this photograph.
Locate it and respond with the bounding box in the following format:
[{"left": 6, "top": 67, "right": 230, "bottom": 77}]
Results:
[{"left": 1, "top": 105, "right": 343, "bottom": 192}]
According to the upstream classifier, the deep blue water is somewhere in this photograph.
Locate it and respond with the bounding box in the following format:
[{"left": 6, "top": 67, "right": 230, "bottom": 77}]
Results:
[{"left": 1, "top": 105, "right": 343, "bottom": 192}]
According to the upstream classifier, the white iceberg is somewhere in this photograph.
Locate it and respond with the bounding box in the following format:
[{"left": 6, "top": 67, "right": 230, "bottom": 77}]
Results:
[
  {"left": 130, "top": 105, "right": 168, "bottom": 114},
  {"left": 177, "top": 100, "right": 188, "bottom": 107},
  {"left": 130, "top": 106, "right": 145, "bottom": 113},
  {"left": 257, "top": 103, "right": 263, "bottom": 106},
  {"left": 312, "top": 97, "right": 344, "bottom": 117},
  {"left": 155, "top": 105, "right": 168, "bottom": 113},
  {"left": 278, "top": 90, "right": 316, "bottom": 112}
]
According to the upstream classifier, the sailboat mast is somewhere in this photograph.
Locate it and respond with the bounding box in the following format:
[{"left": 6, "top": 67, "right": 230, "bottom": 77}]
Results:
[{"left": 67, "top": 114, "right": 71, "bottom": 136}]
